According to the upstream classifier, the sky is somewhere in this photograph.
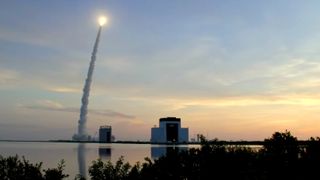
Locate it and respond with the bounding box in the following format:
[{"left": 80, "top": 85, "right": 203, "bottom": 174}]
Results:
[{"left": 1, "top": 0, "right": 320, "bottom": 141}]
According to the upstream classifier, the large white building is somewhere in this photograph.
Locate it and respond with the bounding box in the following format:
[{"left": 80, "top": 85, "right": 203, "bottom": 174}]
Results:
[{"left": 151, "top": 117, "right": 189, "bottom": 143}]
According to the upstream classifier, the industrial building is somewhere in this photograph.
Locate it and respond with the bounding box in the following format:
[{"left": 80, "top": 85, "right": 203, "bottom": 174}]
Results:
[
  {"left": 151, "top": 117, "right": 189, "bottom": 143},
  {"left": 99, "top": 125, "right": 112, "bottom": 143}
]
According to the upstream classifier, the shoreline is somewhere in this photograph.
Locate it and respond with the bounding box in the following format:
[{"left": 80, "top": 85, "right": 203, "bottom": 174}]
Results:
[{"left": 0, "top": 139, "right": 314, "bottom": 146}]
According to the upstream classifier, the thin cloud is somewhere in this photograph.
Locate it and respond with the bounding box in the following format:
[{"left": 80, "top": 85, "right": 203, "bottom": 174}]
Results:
[
  {"left": 20, "top": 101, "right": 135, "bottom": 119},
  {"left": 47, "top": 87, "right": 81, "bottom": 93},
  {"left": 89, "top": 109, "right": 135, "bottom": 119},
  {"left": 0, "top": 68, "right": 19, "bottom": 86},
  {"left": 121, "top": 93, "right": 320, "bottom": 111}
]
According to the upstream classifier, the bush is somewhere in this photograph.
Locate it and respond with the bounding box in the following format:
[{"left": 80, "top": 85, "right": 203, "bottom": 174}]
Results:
[
  {"left": 89, "top": 156, "right": 132, "bottom": 180},
  {"left": 0, "top": 155, "right": 68, "bottom": 180}
]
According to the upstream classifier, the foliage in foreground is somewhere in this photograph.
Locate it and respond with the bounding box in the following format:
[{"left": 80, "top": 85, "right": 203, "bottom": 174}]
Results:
[
  {"left": 87, "top": 131, "right": 320, "bottom": 180},
  {"left": 2, "top": 131, "right": 320, "bottom": 179},
  {"left": 0, "top": 155, "right": 68, "bottom": 180}
]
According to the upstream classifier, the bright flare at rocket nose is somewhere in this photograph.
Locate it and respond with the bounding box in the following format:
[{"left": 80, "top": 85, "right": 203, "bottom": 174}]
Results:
[{"left": 98, "top": 16, "right": 107, "bottom": 26}]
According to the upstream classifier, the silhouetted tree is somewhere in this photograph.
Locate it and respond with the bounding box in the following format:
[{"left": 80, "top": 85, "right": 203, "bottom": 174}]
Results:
[
  {"left": 299, "top": 136, "right": 320, "bottom": 179},
  {"left": 89, "top": 156, "right": 131, "bottom": 180},
  {"left": 261, "top": 131, "right": 300, "bottom": 179},
  {"left": 263, "top": 130, "right": 299, "bottom": 160},
  {"left": 0, "top": 155, "right": 68, "bottom": 180},
  {"left": 43, "top": 160, "right": 69, "bottom": 180}
]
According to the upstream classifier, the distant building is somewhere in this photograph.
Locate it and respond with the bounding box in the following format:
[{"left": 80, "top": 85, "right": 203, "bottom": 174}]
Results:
[
  {"left": 99, "top": 125, "right": 112, "bottom": 143},
  {"left": 151, "top": 117, "right": 189, "bottom": 143}
]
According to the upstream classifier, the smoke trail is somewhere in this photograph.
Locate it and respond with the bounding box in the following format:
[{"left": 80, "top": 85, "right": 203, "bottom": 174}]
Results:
[{"left": 77, "top": 26, "right": 102, "bottom": 139}]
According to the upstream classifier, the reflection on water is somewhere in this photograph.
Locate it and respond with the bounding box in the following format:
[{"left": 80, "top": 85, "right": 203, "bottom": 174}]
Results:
[
  {"left": 99, "top": 146, "right": 111, "bottom": 160},
  {"left": 77, "top": 143, "right": 86, "bottom": 178},
  {"left": 77, "top": 144, "right": 112, "bottom": 178},
  {"left": 151, "top": 145, "right": 188, "bottom": 159},
  {"left": 0, "top": 142, "right": 200, "bottom": 179}
]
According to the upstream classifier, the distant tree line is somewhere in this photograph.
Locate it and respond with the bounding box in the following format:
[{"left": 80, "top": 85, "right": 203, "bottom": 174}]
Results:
[{"left": 1, "top": 131, "right": 320, "bottom": 179}]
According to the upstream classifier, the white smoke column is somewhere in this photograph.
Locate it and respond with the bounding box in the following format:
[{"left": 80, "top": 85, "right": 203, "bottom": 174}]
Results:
[{"left": 77, "top": 26, "right": 102, "bottom": 140}]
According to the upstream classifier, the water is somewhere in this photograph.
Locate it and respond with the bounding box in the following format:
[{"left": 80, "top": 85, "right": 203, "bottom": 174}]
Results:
[{"left": 0, "top": 141, "right": 198, "bottom": 179}]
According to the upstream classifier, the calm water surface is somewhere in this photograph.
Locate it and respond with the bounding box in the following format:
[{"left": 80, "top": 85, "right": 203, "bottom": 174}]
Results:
[{"left": 0, "top": 142, "right": 198, "bottom": 179}]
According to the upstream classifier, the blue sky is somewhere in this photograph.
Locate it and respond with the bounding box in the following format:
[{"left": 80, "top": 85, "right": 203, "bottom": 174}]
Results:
[{"left": 1, "top": 0, "right": 320, "bottom": 140}]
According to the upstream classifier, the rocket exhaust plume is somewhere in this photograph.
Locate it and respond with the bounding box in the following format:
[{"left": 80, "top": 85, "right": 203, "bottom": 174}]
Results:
[
  {"left": 78, "top": 26, "right": 101, "bottom": 137},
  {"left": 73, "top": 18, "right": 105, "bottom": 141}
]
